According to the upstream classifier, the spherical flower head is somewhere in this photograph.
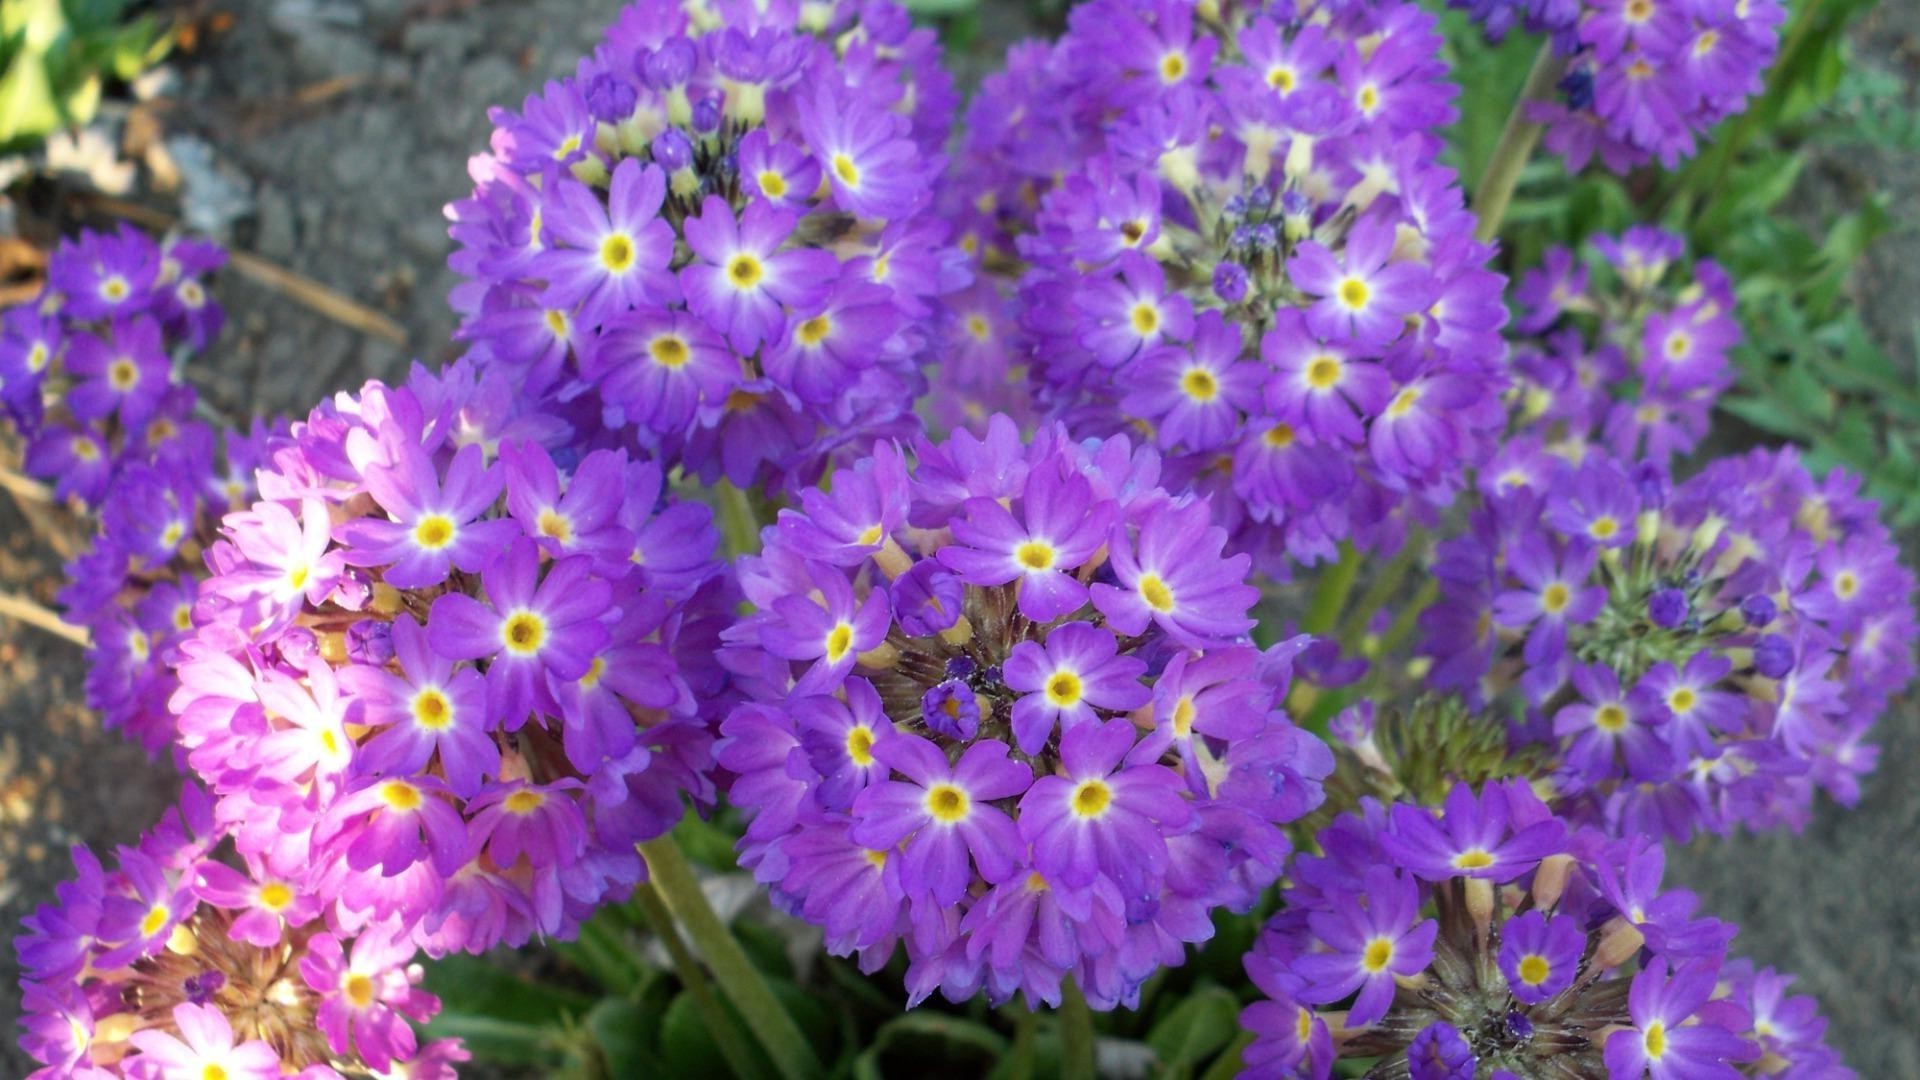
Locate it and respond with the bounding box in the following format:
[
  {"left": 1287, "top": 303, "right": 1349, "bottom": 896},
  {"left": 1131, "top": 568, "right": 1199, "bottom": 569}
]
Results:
[
  {"left": 719, "top": 415, "right": 1329, "bottom": 1010},
  {"left": 173, "top": 362, "right": 728, "bottom": 954},
  {"left": 1240, "top": 801, "right": 1806, "bottom": 1076},
  {"left": 1508, "top": 228, "right": 1738, "bottom": 466},
  {"left": 445, "top": 2, "right": 961, "bottom": 495},
  {"left": 13, "top": 803, "right": 460, "bottom": 1076},
  {"left": 1420, "top": 440, "right": 1915, "bottom": 841},
  {"left": 1506, "top": 0, "right": 1788, "bottom": 174},
  {"left": 972, "top": 1, "right": 1510, "bottom": 576}
]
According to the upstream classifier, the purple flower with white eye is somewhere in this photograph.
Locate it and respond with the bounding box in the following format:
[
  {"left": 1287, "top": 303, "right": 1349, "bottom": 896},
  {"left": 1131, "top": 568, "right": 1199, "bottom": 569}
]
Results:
[
  {"left": 427, "top": 540, "right": 611, "bottom": 727},
  {"left": 1554, "top": 663, "right": 1677, "bottom": 783},
  {"left": 534, "top": 159, "right": 677, "bottom": 322},
  {"left": 1288, "top": 218, "right": 1433, "bottom": 347},
  {"left": 794, "top": 678, "right": 893, "bottom": 809},
  {"left": 65, "top": 317, "right": 171, "bottom": 428},
  {"left": 737, "top": 128, "right": 821, "bottom": 209},
  {"left": 849, "top": 736, "right": 1032, "bottom": 906},
  {"left": 797, "top": 83, "right": 929, "bottom": 220},
  {"left": 338, "top": 440, "right": 514, "bottom": 589},
  {"left": 1121, "top": 310, "right": 1261, "bottom": 452},
  {"left": 1003, "top": 624, "right": 1149, "bottom": 754},
  {"left": 1381, "top": 782, "right": 1566, "bottom": 882},
  {"left": 300, "top": 925, "right": 437, "bottom": 1072},
  {"left": 503, "top": 442, "right": 632, "bottom": 573},
  {"left": 1605, "top": 959, "right": 1758, "bottom": 1080},
  {"left": 1017, "top": 719, "right": 1191, "bottom": 892},
  {"left": 1078, "top": 254, "right": 1194, "bottom": 366},
  {"left": 338, "top": 616, "right": 496, "bottom": 797},
  {"left": 219, "top": 497, "right": 347, "bottom": 625},
  {"left": 47, "top": 224, "right": 159, "bottom": 320},
  {"left": 1092, "top": 498, "right": 1256, "bottom": 648},
  {"left": 758, "top": 562, "right": 891, "bottom": 693},
  {"left": 315, "top": 773, "right": 471, "bottom": 878},
  {"left": 1545, "top": 457, "right": 1639, "bottom": 547},
  {"left": 1263, "top": 310, "right": 1393, "bottom": 445},
  {"left": 1497, "top": 911, "right": 1582, "bottom": 1004},
  {"left": 127, "top": 1003, "right": 283, "bottom": 1080},
  {"left": 590, "top": 307, "right": 737, "bottom": 434},
  {"left": 1295, "top": 865, "right": 1437, "bottom": 1026},
  {"left": 940, "top": 462, "right": 1115, "bottom": 622},
  {"left": 762, "top": 280, "right": 902, "bottom": 406},
  {"left": 1491, "top": 532, "right": 1605, "bottom": 698},
  {"left": 679, "top": 196, "right": 837, "bottom": 353}
]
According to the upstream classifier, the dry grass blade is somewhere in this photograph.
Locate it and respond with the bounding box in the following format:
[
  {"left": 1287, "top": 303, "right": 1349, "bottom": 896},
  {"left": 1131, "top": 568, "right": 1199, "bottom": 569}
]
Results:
[{"left": 0, "top": 592, "right": 88, "bottom": 647}]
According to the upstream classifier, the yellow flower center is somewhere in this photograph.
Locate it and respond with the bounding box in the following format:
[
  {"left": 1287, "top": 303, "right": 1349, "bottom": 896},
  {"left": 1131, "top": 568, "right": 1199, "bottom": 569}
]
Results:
[
  {"left": 1595, "top": 704, "right": 1629, "bottom": 733},
  {"left": 727, "top": 254, "right": 764, "bottom": 289},
  {"left": 1181, "top": 367, "right": 1219, "bottom": 402},
  {"left": 857, "top": 523, "right": 885, "bottom": 546},
  {"left": 380, "top": 781, "right": 423, "bottom": 811},
  {"left": 758, "top": 170, "right": 789, "bottom": 198},
  {"left": 1268, "top": 67, "right": 1297, "bottom": 92},
  {"left": 1541, "top": 583, "right": 1571, "bottom": 614},
  {"left": 1130, "top": 302, "right": 1160, "bottom": 336},
  {"left": 100, "top": 276, "right": 130, "bottom": 301},
  {"left": 1361, "top": 937, "right": 1394, "bottom": 973},
  {"left": 1644, "top": 1020, "right": 1668, "bottom": 1059},
  {"left": 650, "top": 334, "right": 690, "bottom": 368},
  {"left": 1388, "top": 386, "right": 1421, "bottom": 417},
  {"left": 1265, "top": 424, "right": 1297, "bottom": 449},
  {"left": 1306, "top": 355, "right": 1343, "bottom": 389},
  {"left": 797, "top": 315, "right": 832, "bottom": 346},
  {"left": 413, "top": 515, "right": 456, "bottom": 550},
  {"left": 74, "top": 439, "right": 100, "bottom": 462},
  {"left": 502, "top": 611, "right": 548, "bottom": 654},
  {"left": 140, "top": 904, "right": 171, "bottom": 937},
  {"left": 1172, "top": 696, "right": 1197, "bottom": 737},
  {"left": 27, "top": 342, "right": 49, "bottom": 371},
  {"left": 1357, "top": 85, "right": 1380, "bottom": 113},
  {"left": 1665, "top": 331, "right": 1693, "bottom": 359},
  {"left": 412, "top": 688, "right": 453, "bottom": 731},
  {"left": 1589, "top": 516, "right": 1620, "bottom": 540},
  {"left": 505, "top": 790, "right": 547, "bottom": 814},
  {"left": 108, "top": 359, "right": 139, "bottom": 391},
  {"left": 343, "top": 972, "right": 377, "bottom": 1009},
  {"left": 1694, "top": 29, "right": 1720, "bottom": 56},
  {"left": 287, "top": 565, "right": 310, "bottom": 593},
  {"left": 1159, "top": 52, "right": 1188, "bottom": 83},
  {"left": 203, "top": 1064, "right": 229, "bottom": 1080},
  {"left": 846, "top": 725, "right": 875, "bottom": 766},
  {"left": 832, "top": 153, "right": 860, "bottom": 187},
  {"left": 964, "top": 314, "right": 991, "bottom": 342},
  {"left": 1138, "top": 573, "right": 1175, "bottom": 612},
  {"left": 1120, "top": 220, "right": 1146, "bottom": 245},
  {"left": 1452, "top": 848, "right": 1496, "bottom": 870},
  {"left": 1668, "top": 688, "right": 1697, "bottom": 714},
  {"left": 1015, "top": 541, "right": 1056, "bottom": 571},
  {"left": 552, "top": 133, "right": 582, "bottom": 160},
  {"left": 579, "top": 656, "right": 607, "bottom": 690},
  {"left": 925, "top": 783, "right": 970, "bottom": 822},
  {"left": 258, "top": 882, "right": 294, "bottom": 911},
  {"left": 545, "top": 309, "right": 569, "bottom": 338},
  {"left": 1071, "top": 778, "right": 1113, "bottom": 818},
  {"left": 537, "top": 508, "right": 573, "bottom": 543},
  {"left": 1517, "top": 954, "right": 1551, "bottom": 986},
  {"left": 1337, "top": 278, "right": 1371, "bottom": 310},
  {"left": 1046, "top": 670, "right": 1084, "bottom": 707},
  {"left": 1835, "top": 571, "right": 1859, "bottom": 599},
  {"left": 864, "top": 850, "right": 889, "bottom": 869},
  {"left": 825, "top": 621, "right": 855, "bottom": 663},
  {"left": 600, "top": 233, "right": 636, "bottom": 273}
]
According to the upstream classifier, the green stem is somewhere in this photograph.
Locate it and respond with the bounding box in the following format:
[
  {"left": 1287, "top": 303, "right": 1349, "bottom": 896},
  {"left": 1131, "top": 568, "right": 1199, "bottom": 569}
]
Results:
[
  {"left": 1198, "top": 1030, "right": 1255, "bottom": 1080},
  {"left": 631, "top": 883, "right": 771, "bottom": 1080},
  {"left": 715, "top": 479, "right": 764, "bottom": 558},
  {"left": 1336, "top": 535, "right": 1423, "bottom": 646},
  {"left": 1377, "top": 578, "right": 1440, "bottom": 660},
  {"left": 1059, "top": 979, "right": 1096, "bottom": 1080},
  {"left": 639, "top": 836, "right": 823, "bottom": 1080},
  {"left": 1473, "top": 41, "right": 1565, "bottom": 244},
  {"left": 1009, "top": 1007, "right": 1038, "bottom": 1080},
  {"left": 1302, "top": 541, "right": 1361, "bottom": 637}
]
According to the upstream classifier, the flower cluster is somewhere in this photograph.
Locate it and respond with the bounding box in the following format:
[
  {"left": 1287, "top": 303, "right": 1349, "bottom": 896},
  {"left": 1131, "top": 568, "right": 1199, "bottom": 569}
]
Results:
[
  {"left": 445, "top": 0, "right": 963, "bottom": 495},
  {"left": 168, "top": 359, "right": 731, "bottom": 958},
  {"left": 717, "top": 415, "right": 1333, "bottom": 1010},
  {"left": 1507, "top": 226, "right": 1738, "bottom": 468},
  {"left": 958, "top": 0, "right": 1511, "bottom": 573},
  {"left": 0, "top": 225, "right": 225, "bottom": 506},
  {"left": 15, "top": 789, "right": 467, "bottom": 1077},
  {"left": 1418, "top": 442, "right": 1913, "bottom": 840},
  {"left": 1452, "top": 0, "right": 1785, "bottom": 172},
  {"left": 1239, "top": 782, "right": 1847, "bottom": 1079},
  {"left": 0, "top": 226, "right": 265, "bottom": 753}
]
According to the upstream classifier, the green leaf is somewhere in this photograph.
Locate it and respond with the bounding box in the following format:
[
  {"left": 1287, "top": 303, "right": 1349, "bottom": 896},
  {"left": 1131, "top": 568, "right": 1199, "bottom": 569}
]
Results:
[
  {"left": 420, "top": 1011, "right": 568, "bottom": 1068},
  {"left": 586, "top": 998, "right": 668, "bottom": 1076},
  {"left": 1147, "top": 985, "right": 1241, "bottom": 1073},
  {"left": 661, "top": 989, "right": 736, "bottom": 1077},
  {"left": 421, "top": 952, "right": 596, "bottom": 1022},
  {"left": 853, "top": 1013, "right": 1010, "bottom": 1080}
]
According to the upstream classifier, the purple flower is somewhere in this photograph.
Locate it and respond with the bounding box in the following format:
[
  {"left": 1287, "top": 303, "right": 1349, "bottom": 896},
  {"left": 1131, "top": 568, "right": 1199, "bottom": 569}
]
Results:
[
  {"left": 315, "top": 774, "right": 471, "bottom": 878},
  {"left": 679, "top": 196, "right": 837, "bottom": 353},
  {"left": 127, "top": 1003, "right": 282, "bottom": 1080},
  {"left": 1003, "top": 623, "right": 1150, "bottom": 755},
  {"left": 797, "top": 83, "right": 929, "bottom": 220},
  {"left": 940, "top": 462, "right": 1115, "bottom": 622},
  {"left": 1491, "top": 533, "right": 1605, "bottom": 698},
  {"left": 503, "top": 442, "right": 633, "bottom": 573},
  {"left": 1091, "top": 498, "right": 1256, "bottom": 648},
  {"left": 1604, "top": 959, "right": 1758, "bottom": 1080},
  {"left": 794, "top": 678, "right": 893, "bottom": 809},
  {"left": 1407, "top": 1021, "right": 1476, "bottom": 1080},
  {"left": 1017, "top": 719, "right": 1191, "bottom": 892},
  {"left": 300, "top": 926, "right": 436, "bottom": 1072},
  {"left": 1497, "top": 911, "right": 1582, "bottom": 1004},
  {"left": 1263, "top": 309, "right": 1394, "bottom": 445},
  {"left": 338, "top": 616, "right": 496, "bottom": 796},
  {"left": 1295, "top": 865, "right": 1438, "bottom": 1026},
  {"left": 1288, "top": 218, "right": 1432, "bottom": 347},
  {"left": 338, "top": 440, "right": 514, "bottom": 589},
  {"left": 427, "top": 540, "right": 611, "bottom": 727},
  {"left": 65, "top": 317, "right": 171, "bottom": 428},
  {"left": 1381, "top": 782, "right": 1567, "bottom": 881},
  {"left": 591, "top": 307, "right": 737, "bottom": 434},
  {"left": 534, "top": 159, "right": 677, "bottom": 322},
  {"left": 758, "top": 561, "right": 891, "bottom": 693},
  {"left": 849, "top": 736, "right": 1033, "bottom": 905}
]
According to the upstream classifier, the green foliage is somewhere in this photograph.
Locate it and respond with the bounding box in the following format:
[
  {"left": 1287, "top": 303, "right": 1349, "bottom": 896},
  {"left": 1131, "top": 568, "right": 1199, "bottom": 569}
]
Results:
[{"left": 0, "top": 0, "right": 169, "bottom": 150}]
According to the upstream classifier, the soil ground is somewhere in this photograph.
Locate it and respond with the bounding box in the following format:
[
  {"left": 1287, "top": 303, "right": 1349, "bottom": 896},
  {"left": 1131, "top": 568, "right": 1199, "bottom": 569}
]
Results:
[{"left": 2, "top": 0, "right": 1915, "bottom": 1074}]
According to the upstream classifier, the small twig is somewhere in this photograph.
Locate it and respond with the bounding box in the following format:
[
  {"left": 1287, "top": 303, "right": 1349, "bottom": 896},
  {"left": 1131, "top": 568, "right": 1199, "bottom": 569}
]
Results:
[
  {"left": 72, "top": 193, "right": 410, "bottom": 345},
  {"left": 0, "top": 591, "right": 89, "bottom": 647},
  {"left": 0, "top": 464, "right": 53, "bottom": 505}
]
